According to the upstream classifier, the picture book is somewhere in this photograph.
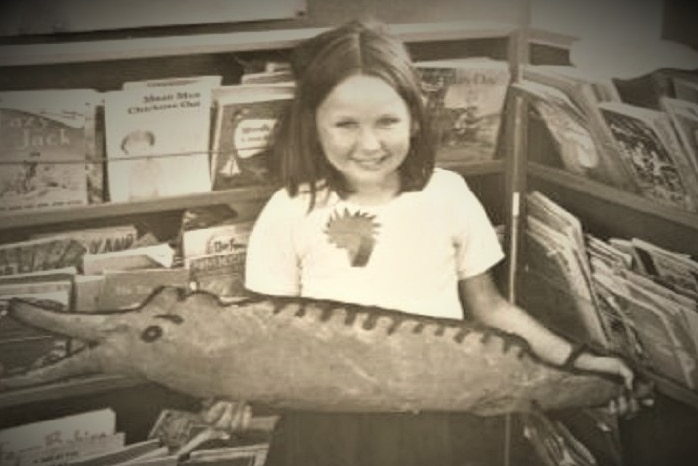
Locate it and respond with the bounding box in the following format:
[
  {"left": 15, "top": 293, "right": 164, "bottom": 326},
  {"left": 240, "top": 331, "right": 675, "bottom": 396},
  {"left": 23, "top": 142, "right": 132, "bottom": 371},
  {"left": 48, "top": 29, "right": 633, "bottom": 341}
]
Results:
[
  {"left": 512, "top": 80, "right": 610, "bottom": 183},
  {"left": 210, "top": 85, "right": 294, "bottom": 189},
  {"left": 522, "top": 65, "right": 637, "bottom": 190},
  {"left": 0, "top": 408, "right": 117, "bottom": 466},
  {"left": 81, "top": 243, "right": 175, "bottom": 275},
  {"left": 598, "top": 101, "right": 698, "bottom": 211},
  {"left": 0, "top": 89, "right": 100, "bottom": 215},
  {"left": 16, "top": 432, "right": 127, "bottom": 466},
  {"left": 104, "top": 82, "right": 213, "bottom": 202},
  {"left": 416, "top": 58, "right": 511, "bottom": 162},
  {"left": 183, "top": 221, "right": 253, "bottom": 297},
  {"left": 32, "top": 224, "right": 138, "bottom": 255},
  {"left": 661, "top": 97, "right": 698, "bottom": 174},
  {"left": 122, "top": 75, "right": 223, "bottom": 90},
  {"left": 0, "top": 237, "right": 85, "bottom": 276},
  {"left": 672, "top": 75, "right": 698, "bottom": 103}
]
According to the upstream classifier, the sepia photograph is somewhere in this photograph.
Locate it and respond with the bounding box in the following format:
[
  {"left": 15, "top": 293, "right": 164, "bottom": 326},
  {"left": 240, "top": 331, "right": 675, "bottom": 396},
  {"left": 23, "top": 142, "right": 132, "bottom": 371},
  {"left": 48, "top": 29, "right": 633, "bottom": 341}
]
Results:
[{"left": 0, "top": 1, "right": 697, "bottom": 465}]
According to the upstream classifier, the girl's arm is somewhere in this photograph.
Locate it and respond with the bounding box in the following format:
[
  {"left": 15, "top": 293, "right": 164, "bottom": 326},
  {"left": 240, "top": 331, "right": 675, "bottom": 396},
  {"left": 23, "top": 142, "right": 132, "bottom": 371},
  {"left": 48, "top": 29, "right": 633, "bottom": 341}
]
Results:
[{"left": 458, "top": 271, "right": 634, "bottom": 390}]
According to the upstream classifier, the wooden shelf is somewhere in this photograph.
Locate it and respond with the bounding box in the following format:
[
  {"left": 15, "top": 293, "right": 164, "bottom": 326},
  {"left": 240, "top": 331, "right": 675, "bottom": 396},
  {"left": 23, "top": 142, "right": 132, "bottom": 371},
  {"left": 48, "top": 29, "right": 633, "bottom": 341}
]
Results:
[
  {"left": 0, "top": 185, "right": 276, "bottom": 231},
  {"left": 528, "top": 162, "right": 698, "bottom": 231},
  {"left": 0, "top": 161, "right": 502, "bottom": 232},
  {"left": 439, "top": 159, "right": 504, "bottom": 176},
  {"left": 0, "top": 375, "right": 144, "bottom": 409},
  {"left": 0, "top": 21, "right": 519, "bottom": 67}
]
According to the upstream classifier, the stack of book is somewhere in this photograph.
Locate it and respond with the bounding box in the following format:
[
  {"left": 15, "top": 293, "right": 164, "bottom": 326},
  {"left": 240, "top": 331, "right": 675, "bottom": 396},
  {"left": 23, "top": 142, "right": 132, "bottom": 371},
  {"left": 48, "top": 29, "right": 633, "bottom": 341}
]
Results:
[
  {"left": 523, "top": 191, "right": 698, "bottom": 390},
  {"left": 0, "top": 405, "right": 276, "bottom": 466},
  {"left": 517, "top": 64, "right": 698, "bottom": 212}
]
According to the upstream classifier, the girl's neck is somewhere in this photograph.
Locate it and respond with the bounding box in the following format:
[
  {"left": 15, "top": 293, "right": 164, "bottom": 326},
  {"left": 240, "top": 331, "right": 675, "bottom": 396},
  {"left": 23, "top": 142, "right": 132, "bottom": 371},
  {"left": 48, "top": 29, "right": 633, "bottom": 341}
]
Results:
[{"left": 344, "top": 175, "right": 400, "bottom": 207}]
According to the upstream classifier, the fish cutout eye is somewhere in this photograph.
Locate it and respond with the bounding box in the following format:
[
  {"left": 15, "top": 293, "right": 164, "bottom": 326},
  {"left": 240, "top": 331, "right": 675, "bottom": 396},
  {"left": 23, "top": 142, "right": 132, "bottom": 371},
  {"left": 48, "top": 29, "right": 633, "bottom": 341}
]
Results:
[{"left": 142, "top": 325, "right": 163, "bottom": 343}]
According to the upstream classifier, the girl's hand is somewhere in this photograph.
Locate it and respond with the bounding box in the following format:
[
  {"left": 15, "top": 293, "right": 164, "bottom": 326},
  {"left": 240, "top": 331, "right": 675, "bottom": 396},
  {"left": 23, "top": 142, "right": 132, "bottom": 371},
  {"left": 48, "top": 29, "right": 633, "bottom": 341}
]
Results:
[
  {"left": 578, "top": 354, "right": 654, "bottom": 418},
  {"left": 200, "top": 398, "right": 252, "bottom": 432}
]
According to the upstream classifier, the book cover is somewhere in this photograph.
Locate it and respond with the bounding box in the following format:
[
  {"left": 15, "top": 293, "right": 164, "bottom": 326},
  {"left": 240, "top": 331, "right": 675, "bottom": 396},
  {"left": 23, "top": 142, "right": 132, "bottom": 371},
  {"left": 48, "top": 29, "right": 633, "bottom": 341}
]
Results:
[
  {"left": 513, "top": 80, "right": 618, "bottom": 185},
  {"left": 598, "top": 101, "right": 698, "bottom": 211},
  {"left": 0, "top": 89, "right": 99, "bottom": 215},
  {"left": 187, "top": 443, "right": 269, "bottom": 466},
  {"left": 210, "top": 86, "right": 293, "bottom": 189},
  {"left": 522, "top": 65, "right": 638, "bottom": 190},
  {"left": 81, "top": 243, "right": 175, "bottom": 275},
  {"left": 97, "top": 268, "right": 190, "bottom": 310},
  {"left": 522, "top": 229, "right": 601, "bottom": 346},
  {"left": 122, "top": 75, "right": 223, "bottom": 90},
  {"left": 33, "top": 224, "right": 138, "bottom": 255},
  {"left": 14, "top": 432, "right": 126, "bottom": 466},
  {"left": 532, "top": 65, "right": 621, "bottom": 103},
  {"left": 104, "top": 83, "right": 213, "bottom": 202},
  {"left": 416, "top": 59, "right": 510, "bottom": 162},
  {"left": 0, "top": 236, "right": 80, "bottom": 275},
  {"left": 183, "top": 222, "right": 252, "bottom": 297},
  {"left": 0, "top": 408, "right": 117, "bottom": 465},
  {"left": 69, "top": 437, "right": 161, "bottom": 466},
  {"left": 661, "top": 97, "right": 698, "bottom": 175},
  {"left": 670, "top": 75, "right": 698, "bottom": 103}
]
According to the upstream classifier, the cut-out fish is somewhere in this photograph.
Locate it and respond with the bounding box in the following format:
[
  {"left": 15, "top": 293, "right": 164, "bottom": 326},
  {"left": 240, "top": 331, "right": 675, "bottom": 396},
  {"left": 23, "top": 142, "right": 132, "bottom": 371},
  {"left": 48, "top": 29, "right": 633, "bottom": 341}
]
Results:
[{"left": 1, "top": 287, "right": 634, "bottom": 415}]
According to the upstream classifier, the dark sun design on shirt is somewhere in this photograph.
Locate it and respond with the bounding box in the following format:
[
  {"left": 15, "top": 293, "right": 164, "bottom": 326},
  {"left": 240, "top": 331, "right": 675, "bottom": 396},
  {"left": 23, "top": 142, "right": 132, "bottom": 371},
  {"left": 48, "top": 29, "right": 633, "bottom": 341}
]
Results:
[{"left": 324, "top": 208, "right": 380, "bottom": 267}]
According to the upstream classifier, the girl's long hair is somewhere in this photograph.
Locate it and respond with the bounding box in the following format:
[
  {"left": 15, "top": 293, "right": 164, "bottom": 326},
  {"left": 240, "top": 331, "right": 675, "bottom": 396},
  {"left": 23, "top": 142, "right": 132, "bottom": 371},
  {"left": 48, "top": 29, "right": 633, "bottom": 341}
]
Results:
[{"left": 273, "top": 19, "right": 436, "bottom": 209}]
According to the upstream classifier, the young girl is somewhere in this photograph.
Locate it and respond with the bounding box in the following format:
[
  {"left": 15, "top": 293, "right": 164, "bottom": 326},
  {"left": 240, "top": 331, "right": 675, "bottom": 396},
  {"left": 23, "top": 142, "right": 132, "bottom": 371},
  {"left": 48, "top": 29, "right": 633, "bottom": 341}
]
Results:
[{"left": 240, "top": 19, "right": 638, "bottom": 466}]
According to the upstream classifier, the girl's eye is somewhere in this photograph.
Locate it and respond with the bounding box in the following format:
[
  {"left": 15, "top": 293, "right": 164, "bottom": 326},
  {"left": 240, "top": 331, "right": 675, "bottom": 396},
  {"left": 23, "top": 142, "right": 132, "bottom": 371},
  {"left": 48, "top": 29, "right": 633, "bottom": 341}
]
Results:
[
  {"left": 378, "top": 117, "right": 400, "bottom": 127},
  {"left": 335, "top": 121, "right": 358, "bottom": 129}
]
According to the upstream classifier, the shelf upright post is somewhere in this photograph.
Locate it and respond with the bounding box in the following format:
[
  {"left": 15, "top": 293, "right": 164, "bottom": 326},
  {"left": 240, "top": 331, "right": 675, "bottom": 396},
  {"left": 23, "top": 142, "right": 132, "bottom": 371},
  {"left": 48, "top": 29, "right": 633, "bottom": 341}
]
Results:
[{"left": 502, "top": 2, "right": 531, "bottom": 465}]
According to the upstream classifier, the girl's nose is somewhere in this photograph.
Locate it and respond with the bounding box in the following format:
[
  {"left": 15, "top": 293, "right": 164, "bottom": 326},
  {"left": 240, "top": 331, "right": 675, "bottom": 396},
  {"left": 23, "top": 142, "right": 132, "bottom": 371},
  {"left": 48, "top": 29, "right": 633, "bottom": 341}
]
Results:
[{"left": 357, "top": 126, "right": 381, "bottom": 152}]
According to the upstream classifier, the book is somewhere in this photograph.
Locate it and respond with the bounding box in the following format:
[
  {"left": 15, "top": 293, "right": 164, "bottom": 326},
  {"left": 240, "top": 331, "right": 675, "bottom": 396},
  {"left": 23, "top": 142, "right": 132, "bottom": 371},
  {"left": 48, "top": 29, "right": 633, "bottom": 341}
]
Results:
[
  {"left": 660, "top": 97, "right": 698, "bottom": 174},
  {"left": 210, "top": 85, "right": 294, "bottom": 190},
  {"left": 416, "top": 58, "right": 510, "bottom": 162},
  {"left": 522, "top": 64, "right": 638, "bottom": 190},
  {"left": 15, "top": 432, "right": 126, "bottom": 466},
  {"left": 183, "top": 222, "right": 253, "bottom": 297},
  {"left": 629, "top": 237, "right": 698, "bottom": 299},
  {"left": 74, "top": 274, "right": 106, "bottom": 312},
  {"left": 239, "top": 70, "right": 294, "bottom": 85},
  {"left": 670, "top": 75, "right": 698, "bottom": 103},
  {"left": 531, "top": 65, "right": 621, "bottom": 103},
  {"left": 97, "top": 268, "right": 190, "bottom": 310},
  {"left": 122, "top": 75, "right": 223, "bottom": 90},
  {"left": 598, "top": 101, "right": 698, "bottom": 211},
  {"left": 104, "top": 83, "right": 213, "bottom": 202},
  {"left": 69, "top": 438, "right": 162, "bottom": 466},
  {"left": 32, "top": 224, "right": 138, "bottom": 255},
  {"left": 524, "top": 217, "right": 607, "bottom": 346},
  {"left": 0, "top": 89, "right": 100, "bottom": 215},
  {"left": 0, "top": 408, "right": 116, "bottom": 465},
  {"left": 186, "top": 443, "right": 269, "bottom": 466},
  {"left": 81, "top": 243, "right": 175, "bottom": 275},
  {"left": 514, "top": 80, "right": 618, "bottom": 184}
]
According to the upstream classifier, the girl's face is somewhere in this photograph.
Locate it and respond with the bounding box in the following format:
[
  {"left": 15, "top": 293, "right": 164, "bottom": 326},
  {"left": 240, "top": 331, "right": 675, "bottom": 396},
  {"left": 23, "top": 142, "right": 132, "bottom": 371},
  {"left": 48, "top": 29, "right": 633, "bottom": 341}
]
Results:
[{"left": 315, "top": 74, "right": 412, "bottom": 192}]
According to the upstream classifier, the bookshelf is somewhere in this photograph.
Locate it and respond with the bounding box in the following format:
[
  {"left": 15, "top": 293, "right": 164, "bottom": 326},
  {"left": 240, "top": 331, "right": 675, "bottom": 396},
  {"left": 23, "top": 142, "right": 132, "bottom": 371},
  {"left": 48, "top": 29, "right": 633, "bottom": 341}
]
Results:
[{"left": 508, "top": 86, "right": 698, "bottom": 411}]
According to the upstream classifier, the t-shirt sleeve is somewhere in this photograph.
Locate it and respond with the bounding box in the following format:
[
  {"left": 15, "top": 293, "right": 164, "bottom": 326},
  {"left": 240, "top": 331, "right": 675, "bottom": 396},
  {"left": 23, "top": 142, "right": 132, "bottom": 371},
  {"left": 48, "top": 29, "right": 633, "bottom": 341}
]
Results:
[
  {"left": 448, "top": 174, "right": 505, "bottom": 279},
  {"left": 245, "top": 189, "right": 301, "bottom": 296}
]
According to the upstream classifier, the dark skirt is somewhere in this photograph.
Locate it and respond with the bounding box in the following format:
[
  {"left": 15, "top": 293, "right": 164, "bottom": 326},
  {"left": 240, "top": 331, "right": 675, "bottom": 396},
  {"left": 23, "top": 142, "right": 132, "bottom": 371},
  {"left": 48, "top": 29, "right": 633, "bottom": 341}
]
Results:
[{"left": 263, "top": 411, "right": 527, "bottom": 466}]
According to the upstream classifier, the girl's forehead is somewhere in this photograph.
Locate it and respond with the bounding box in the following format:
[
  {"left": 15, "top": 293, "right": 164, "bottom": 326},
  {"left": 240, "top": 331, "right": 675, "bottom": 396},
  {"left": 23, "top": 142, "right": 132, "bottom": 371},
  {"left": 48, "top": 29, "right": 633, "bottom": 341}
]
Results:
[{"left": 321, "top": 75, "right": 407, "bottom": 110}]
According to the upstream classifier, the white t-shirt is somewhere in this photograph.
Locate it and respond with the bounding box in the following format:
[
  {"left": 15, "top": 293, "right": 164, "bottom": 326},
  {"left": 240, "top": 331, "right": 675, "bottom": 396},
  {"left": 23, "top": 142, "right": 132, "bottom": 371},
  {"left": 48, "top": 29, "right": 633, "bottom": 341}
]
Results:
[{"left": 245, "top": 168, "right": 504, "bottom": 319}]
